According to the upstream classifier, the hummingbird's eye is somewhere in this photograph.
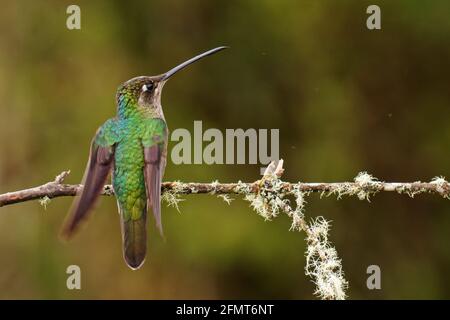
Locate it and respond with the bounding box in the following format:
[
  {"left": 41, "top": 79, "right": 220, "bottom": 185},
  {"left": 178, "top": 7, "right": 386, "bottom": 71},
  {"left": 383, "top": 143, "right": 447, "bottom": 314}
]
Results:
[{"left": 142, "top": 83, "right": 154, "bottom": 92}]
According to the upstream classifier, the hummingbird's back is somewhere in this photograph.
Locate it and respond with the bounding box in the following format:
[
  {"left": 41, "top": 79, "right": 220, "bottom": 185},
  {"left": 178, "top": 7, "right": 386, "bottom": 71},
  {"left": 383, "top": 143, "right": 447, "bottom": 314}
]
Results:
[{"left": 112, "top": 118, "right": 150, "bottom": 269}]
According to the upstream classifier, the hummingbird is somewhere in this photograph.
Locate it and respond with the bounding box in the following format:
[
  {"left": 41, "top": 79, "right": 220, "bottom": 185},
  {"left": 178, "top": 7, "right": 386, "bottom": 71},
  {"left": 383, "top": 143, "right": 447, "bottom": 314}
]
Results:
[{"left": 61, "top": 46, "right": 228, "bottom": 270}]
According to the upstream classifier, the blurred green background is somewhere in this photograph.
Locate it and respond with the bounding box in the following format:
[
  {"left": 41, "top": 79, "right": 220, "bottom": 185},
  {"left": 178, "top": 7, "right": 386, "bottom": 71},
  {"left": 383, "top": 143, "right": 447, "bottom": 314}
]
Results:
[{"left": 1, "top": 0, "right": 450, "bottom": 299}]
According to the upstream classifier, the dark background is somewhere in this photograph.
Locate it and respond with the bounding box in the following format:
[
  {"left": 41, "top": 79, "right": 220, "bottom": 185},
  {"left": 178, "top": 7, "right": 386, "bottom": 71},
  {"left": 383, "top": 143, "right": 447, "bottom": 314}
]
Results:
[{"left": 0, "top": 0, "right": 449, "bottom": 299}]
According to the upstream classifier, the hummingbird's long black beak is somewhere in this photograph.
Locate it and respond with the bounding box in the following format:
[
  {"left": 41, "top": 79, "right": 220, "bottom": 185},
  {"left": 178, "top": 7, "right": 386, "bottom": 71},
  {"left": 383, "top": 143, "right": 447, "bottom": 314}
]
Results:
[{"left": 160, "top": 46, "right": 228, "bottom": 81}]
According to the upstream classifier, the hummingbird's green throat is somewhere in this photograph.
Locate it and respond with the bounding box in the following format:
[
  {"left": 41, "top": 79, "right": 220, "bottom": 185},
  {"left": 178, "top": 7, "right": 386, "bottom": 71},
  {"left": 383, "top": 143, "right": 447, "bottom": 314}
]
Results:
[{"left": 61, "top": 46, "right": 228, "bottom": 270}]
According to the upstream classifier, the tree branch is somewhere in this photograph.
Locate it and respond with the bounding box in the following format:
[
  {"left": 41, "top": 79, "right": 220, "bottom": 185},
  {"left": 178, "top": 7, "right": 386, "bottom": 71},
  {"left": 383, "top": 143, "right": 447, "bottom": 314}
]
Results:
[
  {"left": 1, "top": 161, "right": 449, "bottom": 300},
  {"left": 1, "top": 169, "right": 449, "bottom": 207}
]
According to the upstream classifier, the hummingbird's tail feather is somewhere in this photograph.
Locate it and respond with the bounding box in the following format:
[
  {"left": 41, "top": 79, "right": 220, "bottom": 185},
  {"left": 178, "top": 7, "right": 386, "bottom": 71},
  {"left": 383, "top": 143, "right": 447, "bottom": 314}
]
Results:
[{"left": 119, "top": 203, "right": 147, "bottom": 270}]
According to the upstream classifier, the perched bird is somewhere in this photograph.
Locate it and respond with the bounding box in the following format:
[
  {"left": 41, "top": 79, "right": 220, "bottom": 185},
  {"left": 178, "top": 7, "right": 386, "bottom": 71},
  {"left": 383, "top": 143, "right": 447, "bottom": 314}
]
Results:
[{"left": 61, "top": 47, "right": 228, "bottom": 269}]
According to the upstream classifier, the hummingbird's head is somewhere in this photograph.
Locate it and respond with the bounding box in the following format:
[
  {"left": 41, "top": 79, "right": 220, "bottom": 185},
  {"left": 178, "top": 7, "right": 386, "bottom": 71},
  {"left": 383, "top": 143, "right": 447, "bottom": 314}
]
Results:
[
  {"left": 117, "top": 76, "right": 164, "bottom": 110},
  {"left": 116, "top": 46, "right": 228, "bottom": 118}
]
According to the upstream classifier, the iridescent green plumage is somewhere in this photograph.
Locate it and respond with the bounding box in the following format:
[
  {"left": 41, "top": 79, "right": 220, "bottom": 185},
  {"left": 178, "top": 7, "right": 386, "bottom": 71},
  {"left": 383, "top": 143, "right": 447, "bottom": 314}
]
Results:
[
  {"left": 99, "top": 78, "right": 168, "bottom": 269},
  {"left": 61, "top": 47, "right": 227, "bottom": 270}
]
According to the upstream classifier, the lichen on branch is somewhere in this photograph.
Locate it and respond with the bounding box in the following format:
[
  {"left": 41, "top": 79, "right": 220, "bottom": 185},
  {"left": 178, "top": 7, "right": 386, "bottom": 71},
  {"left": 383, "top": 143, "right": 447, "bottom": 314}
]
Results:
[{"left": 1, "top": 161, "right": 450, "bottom": 300}]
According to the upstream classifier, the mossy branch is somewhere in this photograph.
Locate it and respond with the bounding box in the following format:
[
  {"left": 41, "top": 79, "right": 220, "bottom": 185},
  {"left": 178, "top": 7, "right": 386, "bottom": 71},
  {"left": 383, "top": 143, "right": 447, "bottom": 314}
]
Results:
[
  {"left": 1, "top": 161, "right": 449, "bottom": 300},
  {"left": 0, "top": 169, "right": 449, "bottom": 207}
]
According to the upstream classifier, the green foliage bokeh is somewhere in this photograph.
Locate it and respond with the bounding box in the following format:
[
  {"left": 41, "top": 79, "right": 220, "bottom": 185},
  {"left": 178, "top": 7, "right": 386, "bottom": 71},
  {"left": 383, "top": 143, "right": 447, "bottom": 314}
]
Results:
[{"left": 0, "top": 0, "right": 450, "bottom": 299}]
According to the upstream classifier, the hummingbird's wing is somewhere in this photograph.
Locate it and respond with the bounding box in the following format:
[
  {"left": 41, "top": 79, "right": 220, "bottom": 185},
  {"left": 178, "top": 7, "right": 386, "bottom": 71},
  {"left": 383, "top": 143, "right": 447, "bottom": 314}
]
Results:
[
  {"left": 142, "top": 119, "right": 168, "bottom": 237},
  {"left": 144, "top": 144, "right": 163, "bottom": 236},
  {"left": 61, "top": 123, "right": 116, "bottom": 239}
]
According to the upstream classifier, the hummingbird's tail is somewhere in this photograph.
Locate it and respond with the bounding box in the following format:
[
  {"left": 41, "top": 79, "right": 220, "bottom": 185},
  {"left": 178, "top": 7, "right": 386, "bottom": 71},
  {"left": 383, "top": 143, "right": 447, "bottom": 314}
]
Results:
[{"left": 118, "top": 200, "right": 147, "bottom": 270}]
